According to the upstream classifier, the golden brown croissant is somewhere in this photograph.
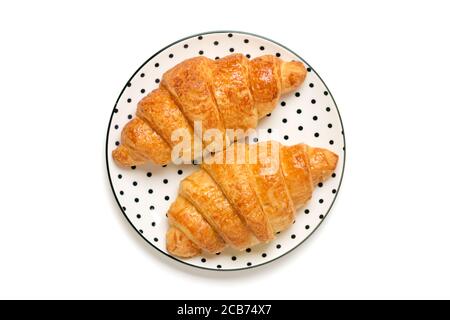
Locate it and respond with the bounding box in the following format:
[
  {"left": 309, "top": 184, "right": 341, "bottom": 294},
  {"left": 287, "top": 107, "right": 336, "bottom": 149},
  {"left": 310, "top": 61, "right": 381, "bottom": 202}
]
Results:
[
  {"left": 112, "top": 54, "right": 306, "bottom": 166},
  {"left": 166, "top": 141, "right": 339, "bottom": 258}
]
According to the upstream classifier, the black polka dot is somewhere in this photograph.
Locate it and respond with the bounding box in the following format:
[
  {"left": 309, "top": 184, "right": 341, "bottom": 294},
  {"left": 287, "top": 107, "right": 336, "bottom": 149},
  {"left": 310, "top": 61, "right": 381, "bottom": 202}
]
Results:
[
  {"left": 132, "top": 181, "right": 137, "bottom": 186},
  {"left": 164, "top": 196, "right": 170, "bottom": 201},
  {"left": 305, "top": 225, "right": 310, "bottom": 230},
  {"left": 284, "top": 135, "right": 289, "bottom": 140},
  {"left": 118, "top": 174, "right": 122, "bottom": 179},
  {"left": 276, "top": 52, "right": 281, "bottom": 57},
  {"left": 319, "top": 214, "right": 324, "bottom": 219},
  {"left": 215, "top": 56, "right": 220, "bottom": 60},
  {"left": 136, "top": 214, "right": 141, "bottom": 219},
  {"left": 332, "top": 189, "right": 337, "bottom": 194},
  {"left": 326, "top": 107, "right": 331, "bottom": 112},
  {"left": 169, "top": 53, "right": 174, "bottom": 58},
  {"left": 213, "top": 41, "right": 219, "bottom": 46},
  {"left": 122, "top": 206, "right": 126, "bottom": 211},
  {"left": 232, "top": 256, "right": 237, "bottom": 261},
  {"left": 154, "top": 63, "right": 159, "bottom": 67},
  {"left": 262, "top": 253, "right": 267, "bottom": 258},
  {"left": 119, "top": 191, "right": 124, "bottom": 195},
  {"left": 140, "top": 73, "right": 145, "bottom": 78},
  {"left": 183, "top": 44, "right": 188, "bottom": 49},
  {"left": 304, "top": 209, "right": 309, "bottom": 214},
  {"left": 329, "top": 140, "right": 334, "bottom": 145},
  {"left": 147, "top": 172, "right": 152, "bottom": 177},
  {"left": 163, "top": 179, "right": 168, "bottom": 184},
  {"left": 253, "top": 137, "right": 258, "bottom": 143},
  {"left": 313, "top": 116, "right": 318, "bottom": 121},
  {"left": 309, "top": 83, "right": 314, "bottom": 88},
  {"left": 201, "top": 258, "right": 206, "bottom": 263},
  {"left": 246, "top": 54, "right": 251, "bottom": 59},
  {"left": 319, "top": 199, "right": 324, "bottom": 204},
  {"left": 291, "top": 234, "right": 296, "bottom": 239},
  {"left": 267, "top": 128, "right": 272, "bottom": 133},
  {"left": 244, "top": 39, "right": 249, "bottom": 43},
  {"left": 199, "top": 50, "right": 204, "bottom": 55},
  {"left": 115, "top": 141, "right": 119, "bottom": 146},
  {"left": 324, "top": 91, "right": 329, "bottom": 96},
  {"left": 140, "top": 88, "right": 145, "bottom": 94},
  {"left": 318, "top": 182, "right": 323, "bottom": 187},
  {"left": 282, "top": 118, "right": 287, "bottom": 123},
  {"left": 177, "top": 169, "right": 183, "bottom": 175},
  {"left": 114, "top": 108, "right": 118, "bottom": 113},
  {"left": 298, "top": 125, "right": 303, "bottom": 131},
  {"left": 295, "top": 92, "right": 300, "bottom": 97},
  {"left": 297, "top": 109, "right": 302, "bottom": 114},
  {"left": 311, "top": 99, "right": 316, "bottom": 104},
  {"left": 154, "top": 238, "right": 158, "bottom": 242},
  {"left": 148, "top": 189, "right": 153, "bottom": 194},
  {"left": 247, "top": 262, "right": 252, "bottom": 267},
  {"left": 217, "top": 265, "right": 222, "bottom": 269},
  {"left": 276, "top": 244, "right": 281, "bottom": 249},
  {"left": 151, "top": 222, "right": 156, "bottom": 227},
  {"left": 228, "top": 33, "right": 233, "bottom": 37},
  {"left": 229, "top": 48, "right": 234, "bottom": 52},
  {"left": 155, "top": 78, "right": 160, "bottom": 84},
  {"left": 281, "top": 101, "right": 286, "bottom": 107},
  {"left": 314, "top": 132, "right": 320, "bottom": 138},
  {"left": 150, "top": 205, "right": 155, "bottom": 210},
  {"left": 127, "top": 114, "right": 132, "bottom": 119},
  {"left": 134, "top": 198, "right": 139, "bottom": 203},
  {"left": 307, "top": 67, "right": 312, "bottom": 72},
  {"left": 126, "top": 82, "right": 131, "bottom": 87},
  {"left": 332, "top": 173, "right": 336, "bottom": 178},
  {"left": 246, "top": 248, "right": 251, "bottom": 253},
  {"left": 139, "top": 229, "right": 143, "bottom": 233},
  {"left": 127, "top": 98, "right": 132, "bottom": 103},
  {"left": 259, "top": 46, "right": 265, "bottom": 51},
  {"left": 328, "top": 123, "right": 333, "bottom": 128},
  {"left": 198, "top": 36, "right": 203, "bottom": 40}
]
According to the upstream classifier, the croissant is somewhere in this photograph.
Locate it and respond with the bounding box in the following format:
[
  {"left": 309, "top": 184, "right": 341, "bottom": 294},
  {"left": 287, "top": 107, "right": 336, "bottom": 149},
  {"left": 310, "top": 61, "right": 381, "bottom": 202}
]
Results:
[
  {"left": 112, "top": 54, "right": 306, "bottom": 166},
  {"left": 166, "top": 141, "right": 339, "bottom": 258}
]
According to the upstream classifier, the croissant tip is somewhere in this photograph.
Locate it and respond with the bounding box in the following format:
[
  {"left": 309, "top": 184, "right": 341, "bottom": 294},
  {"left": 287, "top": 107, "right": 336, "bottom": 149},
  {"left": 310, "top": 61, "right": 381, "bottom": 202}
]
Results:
[{"left": 281, "top": 61, "right": 307, "bottom": 94}]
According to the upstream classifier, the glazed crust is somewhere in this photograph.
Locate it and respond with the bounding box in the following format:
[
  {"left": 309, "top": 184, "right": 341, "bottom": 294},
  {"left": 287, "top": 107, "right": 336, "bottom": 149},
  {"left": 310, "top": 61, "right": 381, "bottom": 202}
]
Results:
[
  {"left": 167, "top": 196, "right": 225, "bottom": 254},
  {"left": 179, "top": 169, "right": 256, "bottom": 250},
  {"left": 202, "top": 147, "right": 274, "bottom": 243},
  {"left": 162, "top": 57, "right": 225, "bottom": 135},
  {"left": 166, "top": 142, "right": 339, "bottom": 258},
  {"left": 112, "top": 117, "right": 172, "bottom": 166},
  {"left": 112, "top": 54, "right": 306, "bottom": 166},
  {"left": 211, "top": 54, "right": 257, "bottom": 131},
  {"left": 248, "top": 55, "right": 282, "bottom": 118},
  {"left": 137, "top": 87, "right": 193, "bottom": 148},
  {"left": 248, "top": 142, "right": 295, "bottom": 232}
]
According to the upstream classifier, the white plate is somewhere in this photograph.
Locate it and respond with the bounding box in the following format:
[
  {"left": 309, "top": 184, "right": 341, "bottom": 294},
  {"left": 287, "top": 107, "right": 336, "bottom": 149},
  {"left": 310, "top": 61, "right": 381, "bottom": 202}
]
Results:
[{"left": 106, "top": 31, "right": 346, "bottom": 271}]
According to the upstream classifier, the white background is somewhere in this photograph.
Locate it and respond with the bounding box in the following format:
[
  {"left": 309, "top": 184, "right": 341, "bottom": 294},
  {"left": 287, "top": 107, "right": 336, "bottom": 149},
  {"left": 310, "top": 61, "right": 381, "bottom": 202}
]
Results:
[{"left": 0, "top": 0, "right": 449, "bottom": 299}]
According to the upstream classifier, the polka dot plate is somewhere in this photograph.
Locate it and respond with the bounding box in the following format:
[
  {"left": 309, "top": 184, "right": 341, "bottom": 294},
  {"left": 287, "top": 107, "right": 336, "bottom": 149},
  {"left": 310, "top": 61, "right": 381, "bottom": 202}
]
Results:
[{"left": 106, "top": 31, "right": 346, "bottom": 271}]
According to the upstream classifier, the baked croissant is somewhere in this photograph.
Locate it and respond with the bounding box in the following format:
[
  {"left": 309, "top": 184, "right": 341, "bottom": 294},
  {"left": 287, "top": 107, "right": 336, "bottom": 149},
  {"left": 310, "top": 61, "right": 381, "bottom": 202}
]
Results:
[
  {"left": 166, "top": 141, "right": 338, "bottom": 258},
  {"left": 112, "top": 54, "right": 306, "bottom": 166}
]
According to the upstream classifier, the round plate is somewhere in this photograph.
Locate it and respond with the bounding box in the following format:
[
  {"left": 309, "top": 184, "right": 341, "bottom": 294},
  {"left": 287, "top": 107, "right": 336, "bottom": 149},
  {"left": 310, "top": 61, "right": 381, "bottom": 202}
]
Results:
[{"left": 106, "top": 31, "right": 346, "bottom": 271}]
